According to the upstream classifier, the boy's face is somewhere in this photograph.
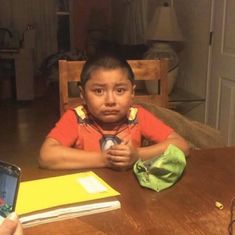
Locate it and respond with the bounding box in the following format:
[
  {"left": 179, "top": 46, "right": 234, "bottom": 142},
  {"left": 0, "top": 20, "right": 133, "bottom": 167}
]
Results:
[{"left": 81, "top": 68, "right": 135, "bottom": 124}]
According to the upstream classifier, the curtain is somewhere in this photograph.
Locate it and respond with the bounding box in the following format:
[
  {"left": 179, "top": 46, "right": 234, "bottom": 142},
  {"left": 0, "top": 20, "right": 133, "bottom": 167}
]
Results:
[
  {"left": 71, "top": 0, "right": 112, "bottom": 53},
  {"left": 121, "top": 0, "right": 148, "bottom": 45},
  {"left": 0, "top": 0, "right": 57, "bottom": 69}
]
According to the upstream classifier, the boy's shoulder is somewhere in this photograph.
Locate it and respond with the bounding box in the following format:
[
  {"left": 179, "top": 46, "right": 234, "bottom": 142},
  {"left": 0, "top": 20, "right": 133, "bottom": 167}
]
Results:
[
  {"left": 58, "top": 106, "right": 86, "bottom": 124},
  {"left": 133, "top": 104, "right": 160, "bottom": 122},
  {"left": 72, "top": 105, "right": 89, "bottom": 123},
  {"left": 133, "top": 104, "right": 151, "bottom": 115},
  {"left": 73, "top": 105, "right": 87, "bottom": 119}
]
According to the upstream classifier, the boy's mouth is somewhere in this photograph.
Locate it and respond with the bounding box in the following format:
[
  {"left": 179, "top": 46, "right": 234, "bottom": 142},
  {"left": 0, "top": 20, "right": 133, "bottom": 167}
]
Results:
[{"left": 103, "top": 110, "right": 119, "bottom": 115}]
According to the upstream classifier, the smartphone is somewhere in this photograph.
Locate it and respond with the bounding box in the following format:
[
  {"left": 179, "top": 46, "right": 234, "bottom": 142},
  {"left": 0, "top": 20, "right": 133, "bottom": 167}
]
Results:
[{"left": 0, "top": 160, "right": 21, "bottom": 218}]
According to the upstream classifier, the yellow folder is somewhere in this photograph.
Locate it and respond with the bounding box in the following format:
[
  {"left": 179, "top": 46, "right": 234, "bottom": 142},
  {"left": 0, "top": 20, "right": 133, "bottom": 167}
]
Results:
[{"left": 16, "top": 171, "right": 120, "bottom": 216}]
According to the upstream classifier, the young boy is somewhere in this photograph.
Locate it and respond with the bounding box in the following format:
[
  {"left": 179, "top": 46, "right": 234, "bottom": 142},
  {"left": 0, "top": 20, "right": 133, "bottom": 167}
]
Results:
[{"left": 39, "top": 55, "right": 189, "bottom": 171}]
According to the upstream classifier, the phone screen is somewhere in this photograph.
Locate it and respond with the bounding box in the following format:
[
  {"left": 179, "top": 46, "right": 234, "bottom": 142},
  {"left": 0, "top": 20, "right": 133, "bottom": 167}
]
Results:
[{"left": 0, "top": 161, "right": 21, "bottom": 218}]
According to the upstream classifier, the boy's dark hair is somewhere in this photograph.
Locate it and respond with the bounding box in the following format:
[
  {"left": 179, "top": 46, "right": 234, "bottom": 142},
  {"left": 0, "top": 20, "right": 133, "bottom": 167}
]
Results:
[{"left": 80, "top": 54, "right": 135, "bottom": 87}]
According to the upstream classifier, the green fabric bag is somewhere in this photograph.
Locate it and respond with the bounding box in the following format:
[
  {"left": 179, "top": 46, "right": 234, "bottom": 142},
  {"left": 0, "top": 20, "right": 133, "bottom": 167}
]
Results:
[{"left": 133, "top": 144, "right": 186, "bottom": 192}]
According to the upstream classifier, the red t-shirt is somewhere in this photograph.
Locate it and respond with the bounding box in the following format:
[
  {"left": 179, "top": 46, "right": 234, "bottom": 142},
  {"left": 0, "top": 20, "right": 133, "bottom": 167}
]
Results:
[{"left": 47, "top": 105, "right": 173, "bottom": 151}]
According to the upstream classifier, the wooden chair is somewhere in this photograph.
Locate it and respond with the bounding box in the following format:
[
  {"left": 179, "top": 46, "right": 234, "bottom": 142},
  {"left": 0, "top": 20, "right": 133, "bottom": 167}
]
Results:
[{"left": 59, "top": 59, "right": 168, "bottom": 116}]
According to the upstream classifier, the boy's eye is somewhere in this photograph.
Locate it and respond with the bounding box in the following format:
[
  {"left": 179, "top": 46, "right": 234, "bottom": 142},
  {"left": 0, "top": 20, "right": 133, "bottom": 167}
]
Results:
[
  {"left": 94, "top": 88, "right": 104, "bottom": 95},
  {"left": 116, "top": 88, "right": 126, "bottom": 95}
]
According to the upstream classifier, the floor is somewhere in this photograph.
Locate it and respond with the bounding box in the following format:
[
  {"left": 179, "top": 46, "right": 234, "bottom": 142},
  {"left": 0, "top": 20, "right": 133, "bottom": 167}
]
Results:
[{"left": 0, "top": 83, "right": 60, "bottom": 168}]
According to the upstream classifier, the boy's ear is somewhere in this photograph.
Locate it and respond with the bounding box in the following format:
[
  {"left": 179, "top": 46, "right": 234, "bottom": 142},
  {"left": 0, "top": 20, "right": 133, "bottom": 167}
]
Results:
[
  {"left": 132, "top": 84, "right": 136, "bottom": 96},
  {"left": 79, "top": 86, "right": 85, "bottom": 103}
]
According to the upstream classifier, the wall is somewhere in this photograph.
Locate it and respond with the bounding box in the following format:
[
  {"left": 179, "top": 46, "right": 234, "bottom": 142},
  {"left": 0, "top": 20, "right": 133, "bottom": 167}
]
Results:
[
  {"left": 174, "top": 0, "right": 211, "bottom": 122},
  {"left": 111, "top": 0, "right": 170, "bottom": 44},
  {"left": 111, "top": 0, "right": 211, "bottom": 122}
]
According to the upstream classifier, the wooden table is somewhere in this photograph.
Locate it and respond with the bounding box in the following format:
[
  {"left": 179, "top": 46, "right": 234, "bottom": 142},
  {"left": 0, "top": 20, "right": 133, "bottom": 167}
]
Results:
[{"left": 13, "top": 147, "right": 235, "bottom": 234}]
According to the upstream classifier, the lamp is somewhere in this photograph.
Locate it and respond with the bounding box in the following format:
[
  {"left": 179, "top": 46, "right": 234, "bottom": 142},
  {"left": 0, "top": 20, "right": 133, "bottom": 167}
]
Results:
[{"left": 144, "top": 2, "right": 184, "bottom": 94}]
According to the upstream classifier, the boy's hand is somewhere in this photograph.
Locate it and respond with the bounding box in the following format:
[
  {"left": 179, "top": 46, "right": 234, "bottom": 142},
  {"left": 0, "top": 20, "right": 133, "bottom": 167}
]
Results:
[
  {"left": 106, "top": 140, "right": 139, "bottom": 171},
  {"left": 0, "top": 212, "right": 23, "bottom": 235}
]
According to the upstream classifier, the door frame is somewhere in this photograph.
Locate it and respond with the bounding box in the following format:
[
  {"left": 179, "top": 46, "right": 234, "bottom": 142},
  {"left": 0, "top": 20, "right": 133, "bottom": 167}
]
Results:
[{"left": 205, "top": 0, "right": 214, "bottom": 125}]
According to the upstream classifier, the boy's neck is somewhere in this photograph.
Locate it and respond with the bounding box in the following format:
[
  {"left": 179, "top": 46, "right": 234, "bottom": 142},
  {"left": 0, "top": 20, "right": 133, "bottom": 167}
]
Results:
[{"left": 91, "top": 116, "right": 127, "bottom": 131}]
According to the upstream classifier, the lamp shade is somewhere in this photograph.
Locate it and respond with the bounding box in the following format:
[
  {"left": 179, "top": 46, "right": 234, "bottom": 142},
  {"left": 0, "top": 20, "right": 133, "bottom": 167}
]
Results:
[{"left": 146, "top": 5, "right": 184, "bottom": 42}]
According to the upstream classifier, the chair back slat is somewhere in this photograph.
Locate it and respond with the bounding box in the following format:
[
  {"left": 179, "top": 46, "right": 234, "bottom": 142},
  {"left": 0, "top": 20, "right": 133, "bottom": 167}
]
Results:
[{"left": 59, "top": 59, "right": 168, "bottom": 116}]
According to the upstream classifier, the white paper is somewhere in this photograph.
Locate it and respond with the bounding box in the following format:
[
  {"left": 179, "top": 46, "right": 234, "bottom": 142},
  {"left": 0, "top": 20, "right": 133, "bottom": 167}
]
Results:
[
  {"left": 20, "top": 200, "right": 121, "bottom": 227},
  {"left": 77, "top": 176, "right": 108, "bottom": 194}
]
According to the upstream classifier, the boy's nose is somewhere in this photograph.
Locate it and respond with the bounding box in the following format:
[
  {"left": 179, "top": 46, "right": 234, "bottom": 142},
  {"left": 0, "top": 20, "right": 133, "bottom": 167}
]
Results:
[{"left": 105, "top": 92, "right": 116, "bottom": 105}]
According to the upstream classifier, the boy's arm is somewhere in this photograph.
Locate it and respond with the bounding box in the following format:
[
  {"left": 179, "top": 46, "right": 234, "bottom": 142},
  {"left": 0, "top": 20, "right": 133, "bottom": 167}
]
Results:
[
  {"left": 106, "top": 131, "right": 189, "bottom": 170},
  {"left": 137, "top": 131, "right": 190, "bottom": 160},
  {"left": 136, "top": 106, "right": 189, "bottom": 159},
  {"left": 39, "top": 138, "right": 109, "bottom": 170}
]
